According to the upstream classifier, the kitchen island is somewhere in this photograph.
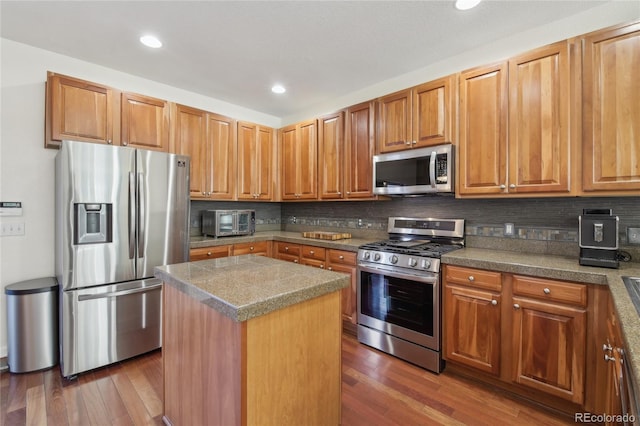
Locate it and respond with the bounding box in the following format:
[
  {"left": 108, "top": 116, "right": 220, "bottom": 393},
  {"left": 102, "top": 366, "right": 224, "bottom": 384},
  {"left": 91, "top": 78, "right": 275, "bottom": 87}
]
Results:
[{"left": 154, "top": 255, "right": 349, "bottom": 426}]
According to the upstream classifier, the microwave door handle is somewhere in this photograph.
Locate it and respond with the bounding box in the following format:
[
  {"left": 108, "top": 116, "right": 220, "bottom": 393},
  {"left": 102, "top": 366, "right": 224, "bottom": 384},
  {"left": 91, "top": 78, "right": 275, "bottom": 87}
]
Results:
[
  {"left": 232, "top": 212, "right": 238, "bottom": 234},
  {"left": 128, "top": 172, "right": 135, "bottom": 259},
  {"left": 429, "top": 151, "right": 437, "bottom": 189},
  {"left": 137, "top": 172, "right": 145, "bottom": 258}
]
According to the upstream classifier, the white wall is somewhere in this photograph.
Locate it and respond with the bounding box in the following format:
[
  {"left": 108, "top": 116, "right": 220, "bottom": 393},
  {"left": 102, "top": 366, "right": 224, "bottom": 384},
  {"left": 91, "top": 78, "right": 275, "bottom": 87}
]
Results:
[{"left": 0, "top": 0, "right": 638, "bottom": 358}]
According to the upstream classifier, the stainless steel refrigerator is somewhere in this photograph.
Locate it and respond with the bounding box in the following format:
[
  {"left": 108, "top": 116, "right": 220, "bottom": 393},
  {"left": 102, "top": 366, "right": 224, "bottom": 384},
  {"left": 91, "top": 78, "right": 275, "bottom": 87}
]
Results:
[{"left": 55, "top": 140, "right": 190, "bottom": 378}]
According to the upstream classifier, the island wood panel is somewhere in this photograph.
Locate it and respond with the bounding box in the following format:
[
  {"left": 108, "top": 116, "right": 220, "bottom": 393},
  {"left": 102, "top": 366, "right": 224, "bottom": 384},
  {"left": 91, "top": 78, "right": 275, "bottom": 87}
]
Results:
[
  {"left": 582, "top": 22, "right": 640, "bottom": 193},
  {"left": 458, "top": 62, "right": 508, "bottom": 195},
  {"left": 163, "top": 283, "right": 243, "bottom": 426},
  {"left": 508, "top": 41, "right": 571, "bottom": 194},
  {"left": 121, "top": 92, "right": 169, "bottom": 151},
  {"left": 344, "top": 101, "right": 376, "bottom": 198},
  {"left": 47, "top": 72, "right": 118, "bottom": 147},
  {"left": 245, "top": 291, "right": 341, "bottom": 426}
]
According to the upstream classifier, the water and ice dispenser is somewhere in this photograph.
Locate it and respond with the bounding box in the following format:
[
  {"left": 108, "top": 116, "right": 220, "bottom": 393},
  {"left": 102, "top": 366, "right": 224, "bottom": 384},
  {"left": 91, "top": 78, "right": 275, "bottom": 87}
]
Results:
[{"left": 74, "top": 203, "right": 112, "bottom": 244}]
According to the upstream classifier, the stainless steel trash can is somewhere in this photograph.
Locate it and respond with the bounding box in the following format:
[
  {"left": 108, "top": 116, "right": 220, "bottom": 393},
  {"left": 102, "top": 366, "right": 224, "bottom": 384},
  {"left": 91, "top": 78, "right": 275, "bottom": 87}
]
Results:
[{"left": 5, "top": 277, "right": 59, "bottom": 373}]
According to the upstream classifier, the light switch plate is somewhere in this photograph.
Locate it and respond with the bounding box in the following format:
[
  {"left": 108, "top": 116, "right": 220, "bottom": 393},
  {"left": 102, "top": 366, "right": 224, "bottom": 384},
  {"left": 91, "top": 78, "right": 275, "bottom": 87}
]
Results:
[{"left": 628, "top": 227, "right": 640, "bottom": 245}]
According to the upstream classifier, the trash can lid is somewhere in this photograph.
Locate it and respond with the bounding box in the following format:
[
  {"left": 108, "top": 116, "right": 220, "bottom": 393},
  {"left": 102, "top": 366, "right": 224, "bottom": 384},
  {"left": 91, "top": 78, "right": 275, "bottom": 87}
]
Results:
[{"left": 5, "top": 277, "right": 58, "bottom": 295}]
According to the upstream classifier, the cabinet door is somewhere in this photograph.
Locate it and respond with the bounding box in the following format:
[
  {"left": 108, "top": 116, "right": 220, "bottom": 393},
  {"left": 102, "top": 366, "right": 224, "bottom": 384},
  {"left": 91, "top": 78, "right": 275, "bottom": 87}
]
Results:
[
  {"left": 413, "top": 76, "right": 455, "bottom": 148},
  {"left": 121, "top": 92, "right": 169, "bottom": 152},
  {"left": 318, "top": 112, "right": 345, "bottom": 200},
  {"left": 233, "top": 241, "right": 269, "bottom": 256},
  {"left": 458, "top": 63, "right": 508, "bottom": 196},
  {"left": 297, "top": 120, "right": 318, "bottom": 200},
  {"left": 327, "top": 250, "right": 357, "bottom": 326},
  {"left": 378, "top": 89, "right": 412, "bottom": 153},
  {"left": 237, "top": 121, "right": 257, "bottom": 200},
  {"left": 256, "top": 126, "right": 274, "bottom": 200},
  {"left": 582, "top": 22, "right": 640, "bottom": 193},
  {"left": 206, "top": 113, "right": 236, "bottom": 200},
  {"left": 173, "top": 104, "right": 207, "bottom": 198},
  {"left": 511, "top": 296, "right": 586, "bottom": 404},
  {"left": 345, "top": 101, "right": 376, "bottom": 199},
  {"left": 444, "top": 284, "right": 501, "bottom": 375},
  {"left": 280, "top": 125, "right": 299, "bottom": 200},
  {"left": 46, "top": 72, "right": 117, "bottom": 148},
  {"left": 508, "top": 41, "right": 571, "bottom": 194}
]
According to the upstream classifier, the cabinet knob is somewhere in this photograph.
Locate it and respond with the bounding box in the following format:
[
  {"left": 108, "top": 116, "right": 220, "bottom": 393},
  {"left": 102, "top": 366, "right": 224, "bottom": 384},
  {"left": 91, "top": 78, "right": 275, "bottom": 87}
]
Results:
[
  {"left": 509, "top": 184, "right": 516, "bottom": 189},
  {"left": 285, "top": 247, "right": 289, "bottom": 251},
  {"left": 293, "top": 259, "right": 298, "bottom": 263},
  {"left": 499, "top": 184, "right": 506, "bottom": 190},
  {"left": 123, "top": 141, "right": 128, "bottom": 146},
  {"left": 346, "top": 191, "right": 351, "bottom": 195},
  {"left": 339, "top": 255, "right": 344, "bottom": 260},
  {"left": 603, "top": 343, "right": 613, "bottom": 352},
  {"left": 337, "top": 192, "right": 342, "bottom": 195},
  {"left": 604, "top": 354, "right": 615, "bottom": 362},
  {"left": 250, "top": 246, "right": 254, "bottom": 251},
  {"left": 328, "top": 267, "right": 333, "bottom": 271},
  {"left": 207, "top": 251, "right": 212, "bottom": 256},
  {"left": 405, "top": 141, "right": 411, "bottom": 145},
  {"left": 513, "top": 304, "right": 520, "bottom": 309},
  {"left": 412, "top": 140, "right": 417, "bottom": 145},
  {"left": 310, "top": 250, "right": 315, "bottom": 255},
  {"left": 543, "top": 288, "right": 551, "bottom": 294},
  {"left": 320, "top": 265, "right": 324, "bottom": 269},
  {"left": 491, "top": 300, "right": 498, "bottom": 306},
  {"left": 468, "top": 276, "right": 475, "bottom": 281},
  {"left": 107, "top": 139, "right": 112, "bottom": 145}
]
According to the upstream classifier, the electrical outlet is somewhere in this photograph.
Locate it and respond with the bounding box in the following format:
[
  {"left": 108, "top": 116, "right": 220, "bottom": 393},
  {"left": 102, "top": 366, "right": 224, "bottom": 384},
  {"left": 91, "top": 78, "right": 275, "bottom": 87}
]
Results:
[
  {"left": 628, "top": 227, "right": 640, "bottom": 245},
  {"left": 0, "top": 222, "right": 25, "bottom": 236},
  {"left": 504, "top": 223, "right": 515, "bottom": 236}
]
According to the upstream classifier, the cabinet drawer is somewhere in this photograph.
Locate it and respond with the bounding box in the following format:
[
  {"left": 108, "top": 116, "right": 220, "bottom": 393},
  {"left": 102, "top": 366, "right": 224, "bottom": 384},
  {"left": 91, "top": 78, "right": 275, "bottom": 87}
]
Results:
[
  {"left": 300, "top": 258, "right": 326, "bottom": 269},
  {"left": 233, "top": 241, "right": 269, "bottom": 256},
  {"left": 190, "top": 245, "right": 230, "bottom": 261},
  {"left": 302, "top": 245, "right": 326, "bottom": 261},
  {"left": 275, "top": 242, "right": 301, "bottom": 257},
  {"left": 278, "top": 253, "right": 300, "bottom": 264},
  {"left": 512, "top": 275, "right": 587, "bottom": 307},
  {"left": 327, "top": 249, "right": 356, "bottom": 265},
  {"left": 445, "top": 265, "right": 502, "bottom": 292}
]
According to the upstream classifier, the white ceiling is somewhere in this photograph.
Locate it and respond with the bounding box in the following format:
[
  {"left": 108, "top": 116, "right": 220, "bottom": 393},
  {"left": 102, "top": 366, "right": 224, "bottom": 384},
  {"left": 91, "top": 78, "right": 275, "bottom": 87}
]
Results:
[{"left": 0, "top": 1, "right": 620, "bottom": 119}]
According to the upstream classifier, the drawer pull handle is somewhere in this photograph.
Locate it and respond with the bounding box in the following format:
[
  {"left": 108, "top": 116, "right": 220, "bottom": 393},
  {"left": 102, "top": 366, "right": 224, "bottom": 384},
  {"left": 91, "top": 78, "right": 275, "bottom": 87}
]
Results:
[
  {"left": 468, "top": 276, "right": 475, "bottom": 281},
  {"left": 491, "top": 300, "right": 498, "bottom": 306},
  {"left": 513, "top": 304, "right": 520, "bottom": 310},
  {"left": 543, "top": 288, "right": 550, "bottom": 294}
]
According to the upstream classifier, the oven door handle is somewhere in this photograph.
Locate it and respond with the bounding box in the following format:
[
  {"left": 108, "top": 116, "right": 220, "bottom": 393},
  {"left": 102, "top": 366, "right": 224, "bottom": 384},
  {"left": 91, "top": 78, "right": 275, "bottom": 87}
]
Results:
[{"left": 358, "top": 264, "right": 438, "bottom": 284}]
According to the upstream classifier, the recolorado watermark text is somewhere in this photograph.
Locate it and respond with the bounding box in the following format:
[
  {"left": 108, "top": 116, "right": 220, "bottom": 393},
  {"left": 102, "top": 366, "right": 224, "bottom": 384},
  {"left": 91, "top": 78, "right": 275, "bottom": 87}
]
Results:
[{"left": 575, "top": 412, "right": 635, "bottom": 423}]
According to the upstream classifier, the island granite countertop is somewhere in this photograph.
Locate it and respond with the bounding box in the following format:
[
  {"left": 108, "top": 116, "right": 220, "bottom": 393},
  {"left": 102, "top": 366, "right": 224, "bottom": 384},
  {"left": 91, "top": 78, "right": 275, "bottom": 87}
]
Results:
[
  {"left": 154, "top": 254, "right": 350, "bottom": 322},
  {"left": 442, "top": 247, "right": 640, "bottom": 391}
]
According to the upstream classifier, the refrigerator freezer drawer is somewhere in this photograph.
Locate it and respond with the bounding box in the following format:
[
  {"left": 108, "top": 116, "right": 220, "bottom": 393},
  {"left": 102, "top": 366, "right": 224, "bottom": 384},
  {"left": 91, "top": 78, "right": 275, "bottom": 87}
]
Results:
[{"left": 61, "top": 279, "right": 162, "bottom": 378}]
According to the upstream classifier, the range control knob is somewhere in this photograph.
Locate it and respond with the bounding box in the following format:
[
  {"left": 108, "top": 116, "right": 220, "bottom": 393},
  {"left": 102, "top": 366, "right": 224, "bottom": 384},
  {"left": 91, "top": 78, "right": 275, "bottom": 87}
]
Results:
[
  {"left": 390, "top": 255, "right": 399, "bottom": 264},
  {"left": 422, "top": 259, "right": 432, "bottom": 269},
  {"left": 363, "top": 251, "right": 371, "bottom": 260},
  {"left": 408, "top": 257, "right": 417, "bottom": 267},
  {"left": 373, "top": 253, "right": 382, "bottom": 261}
]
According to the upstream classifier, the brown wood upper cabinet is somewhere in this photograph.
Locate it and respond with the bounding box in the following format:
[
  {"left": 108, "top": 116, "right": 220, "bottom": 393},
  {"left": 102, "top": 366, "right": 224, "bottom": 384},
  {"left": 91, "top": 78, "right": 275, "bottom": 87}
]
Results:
[
  {"left": 458, "top": 41, "right": 573, "bottom": 197},
  {"left": 345, "top": 101, "right": 377, "bottom": 199},
  {"left": 280, "top": 120, "right": 318, "bottom": 200},
  {"left": 318, "top": 111, "right": 345, "bottom": 200},
  {"left": 121, "top": 92, "right": 170, "bottom": 151},
  {"left": 172, "top": 104, "right": 236, "bottom": 199},
  {"left": 582, "top": 21, "right": 640, "bottom": 194},
  {"left": 377, "top": 75, "right": 455, "bottom": 153},
  {"left": 46, "top": 72, "right": 119, "bottom": 148},
  {"left": 237, "top": 121, "right": 274, "bottom": 200}
]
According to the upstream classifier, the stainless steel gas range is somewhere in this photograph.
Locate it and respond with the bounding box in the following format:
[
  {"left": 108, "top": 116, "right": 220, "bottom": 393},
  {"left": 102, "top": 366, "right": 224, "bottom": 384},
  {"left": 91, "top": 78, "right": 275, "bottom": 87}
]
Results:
[{"left": 356, "top": 217, "right": 465, "bottom": 373}]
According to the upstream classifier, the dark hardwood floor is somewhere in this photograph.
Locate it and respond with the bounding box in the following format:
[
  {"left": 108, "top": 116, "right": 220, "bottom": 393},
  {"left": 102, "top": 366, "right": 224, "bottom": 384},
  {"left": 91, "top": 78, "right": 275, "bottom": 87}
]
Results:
[{"left": 2, "top": 333, "right": 573, "bottom": 425}]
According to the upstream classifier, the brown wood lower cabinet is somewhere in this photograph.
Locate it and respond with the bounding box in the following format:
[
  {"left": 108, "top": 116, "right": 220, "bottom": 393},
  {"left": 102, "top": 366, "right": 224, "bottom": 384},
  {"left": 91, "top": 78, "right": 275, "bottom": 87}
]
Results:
[
  {"left": 327, "top": 250, "right": 357, "bottom": 333},
  {"left": 443, "top": 265, "right": 594, "bottom": 413},
  {"left": 232, "top": 240, "right": 270, "bottom": 256},
  {"left": 189, "top": 245, "right": 231, "bottom": 261}
]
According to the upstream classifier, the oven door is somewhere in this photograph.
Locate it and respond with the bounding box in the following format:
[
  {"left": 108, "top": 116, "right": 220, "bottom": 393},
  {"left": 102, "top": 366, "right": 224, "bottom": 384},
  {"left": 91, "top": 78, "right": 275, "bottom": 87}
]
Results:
[{"left": 357, "top": 264, "right": 439, "bottom": 350}]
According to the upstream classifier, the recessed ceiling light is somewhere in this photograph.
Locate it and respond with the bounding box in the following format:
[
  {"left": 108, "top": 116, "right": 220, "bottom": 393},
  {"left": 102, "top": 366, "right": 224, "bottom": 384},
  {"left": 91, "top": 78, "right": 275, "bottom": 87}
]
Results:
[
  {"left": 271, "top": 84, "right": 286, "bottom": 94},
  {"left": 140, "top": 35, "right": 162, "bottom": 48},
  {"left": 455, "top": 0, "right": 482, "bottom": 10}
]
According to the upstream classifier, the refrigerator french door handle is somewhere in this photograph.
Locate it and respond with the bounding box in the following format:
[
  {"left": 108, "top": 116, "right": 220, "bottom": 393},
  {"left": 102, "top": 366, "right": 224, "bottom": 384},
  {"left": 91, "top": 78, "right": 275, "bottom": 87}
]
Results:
[
  {"left": 137, "top": 172, "right": 145, "bottom": 258},
  {"left": 429, "top": 151, "right": 437, "bottom": 189},
  {"left": 128, "top": 172, "right": 136, "bottom": 259},
  {"left": 77, "top": 283, "right": 163, "bottom": 301}
]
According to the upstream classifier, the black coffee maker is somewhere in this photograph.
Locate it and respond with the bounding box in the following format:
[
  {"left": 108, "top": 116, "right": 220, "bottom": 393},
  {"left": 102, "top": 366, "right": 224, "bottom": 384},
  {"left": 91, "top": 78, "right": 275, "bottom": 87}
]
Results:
[{"left": 579, "top": 209, "right": 619, "bottom": 268}]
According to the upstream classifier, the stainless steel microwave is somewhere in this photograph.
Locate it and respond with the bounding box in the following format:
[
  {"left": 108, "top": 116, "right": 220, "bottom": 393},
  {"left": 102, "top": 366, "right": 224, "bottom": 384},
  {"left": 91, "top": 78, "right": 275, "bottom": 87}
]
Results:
[
  {"left": 202, "top": 210, "right": 255, "bottom": 238},
  {"left": 373, "top": 144, "right": 453, "bottom": 196}
]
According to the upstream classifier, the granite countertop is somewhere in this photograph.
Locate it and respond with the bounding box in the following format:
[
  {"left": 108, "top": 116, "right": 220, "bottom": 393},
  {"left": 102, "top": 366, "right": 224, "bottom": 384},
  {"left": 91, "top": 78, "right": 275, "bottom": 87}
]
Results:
[
  {"left": 154, "top": 254, "right": 349, "bottom": 322},
  {"left": 189, "top": 230, "right": 375, "bottom": 252},
  {"left": 442, "top": 247, "right": 640, "bottom": 392}
]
